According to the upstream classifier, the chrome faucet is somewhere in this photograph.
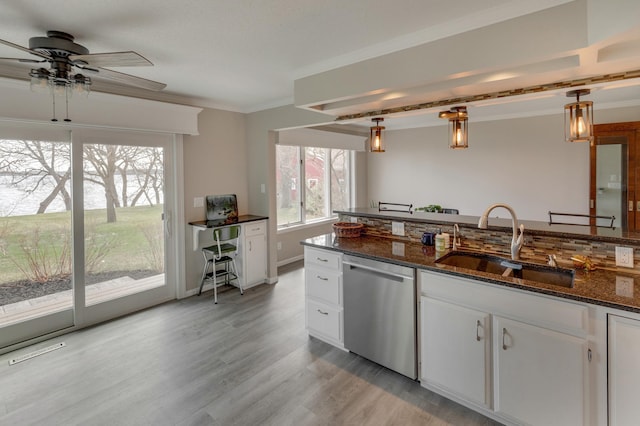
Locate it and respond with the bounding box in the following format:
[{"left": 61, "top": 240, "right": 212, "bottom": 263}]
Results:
[
  {"left": 452, "top": 224, "right": 461, "bottom": 250},
  {"left": 478, "top": 203, "right": 525, "bottom": 260}
]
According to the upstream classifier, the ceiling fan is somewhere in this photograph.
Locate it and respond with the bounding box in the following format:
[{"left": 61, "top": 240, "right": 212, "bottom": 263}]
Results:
[
  {"left": 0, "top": 31, "right": 166, "bottom": 91},
  {"left": 0, "top": 30, "right": 166, "bottom": 121}
]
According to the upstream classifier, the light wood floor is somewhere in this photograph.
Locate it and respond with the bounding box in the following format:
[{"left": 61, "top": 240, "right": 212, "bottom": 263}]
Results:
[{"left": 0, "top": 262, "right": 501, "bottom": 426}]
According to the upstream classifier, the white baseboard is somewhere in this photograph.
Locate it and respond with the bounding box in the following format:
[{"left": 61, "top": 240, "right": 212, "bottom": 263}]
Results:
[{"left": 277, "top": 254, "right": 304, "bottom": 268}]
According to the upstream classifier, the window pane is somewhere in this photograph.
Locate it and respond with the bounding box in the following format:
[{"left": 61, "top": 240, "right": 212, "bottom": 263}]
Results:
[
  {"left": 83, "top": 144, "right": 165, "bottom": 305},
  {"left": 0, "top": 139, "right": 72, "bottom": 324},
  {"left": 330, "top": 149, "right": 350, "bottom": 213},
  {"left": 305, "top": 147, "right": 327, "bottom": 221},
  {"left": 276, "top": 145, "right": 301, "bottom": 226}
]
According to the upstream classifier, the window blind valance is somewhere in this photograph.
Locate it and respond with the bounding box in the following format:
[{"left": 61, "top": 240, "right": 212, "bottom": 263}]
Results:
[{"left": 0, "top": 77, "right": 202, "bottom": 135}]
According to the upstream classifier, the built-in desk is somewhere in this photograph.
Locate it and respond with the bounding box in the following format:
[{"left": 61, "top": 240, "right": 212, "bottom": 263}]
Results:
[{"left": 189, "top": 215, "right": 269, "bottom": 289}]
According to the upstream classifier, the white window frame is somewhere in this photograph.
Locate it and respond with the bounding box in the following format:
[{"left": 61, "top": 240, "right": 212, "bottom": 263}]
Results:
[{"left": 276, "top": 145, "right": 352, "bottom": 230}]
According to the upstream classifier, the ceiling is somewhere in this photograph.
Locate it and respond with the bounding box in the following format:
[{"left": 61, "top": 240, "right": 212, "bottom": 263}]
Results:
[{"left": 0, "top": 0, "right": 639, "bottom": 129}]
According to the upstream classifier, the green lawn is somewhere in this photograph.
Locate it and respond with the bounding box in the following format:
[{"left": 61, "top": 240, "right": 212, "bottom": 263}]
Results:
[{"left": 0, "top": 205, "right": 164, "bottom": 284}]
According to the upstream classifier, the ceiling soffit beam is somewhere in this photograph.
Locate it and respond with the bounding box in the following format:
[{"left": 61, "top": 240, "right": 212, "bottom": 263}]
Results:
[
  {"left": 318, "top": 55, "right": 581, "bottom": 114},
  {"left": 334, "top": 69, "right": 640, "bottom": 122},
  {"left": 295, "top": 1, "right": 587, "bottom": 110}
]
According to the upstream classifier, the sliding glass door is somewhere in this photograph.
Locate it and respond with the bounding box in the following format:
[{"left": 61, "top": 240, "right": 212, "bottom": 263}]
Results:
[
  {"left": 0, "top": 135, "right": 75, "bottom": 348},
  {"left": 76, "top": 132, "right": 175, "bottom": 326},
  {"left": 0, "top": 126, "right": 176, "bottom": 350}
]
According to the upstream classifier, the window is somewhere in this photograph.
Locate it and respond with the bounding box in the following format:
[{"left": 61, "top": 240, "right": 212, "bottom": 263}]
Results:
[{"left": 276, "top": 145, "right": 351, "bottom": 228}]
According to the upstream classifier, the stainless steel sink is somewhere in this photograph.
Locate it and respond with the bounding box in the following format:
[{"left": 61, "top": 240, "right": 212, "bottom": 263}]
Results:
[{"left": 435, "top": 251, "right": 575, "bottom": 288}]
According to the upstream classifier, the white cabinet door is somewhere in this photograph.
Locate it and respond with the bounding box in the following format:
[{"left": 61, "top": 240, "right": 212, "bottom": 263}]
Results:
[
  {"left": 304, "top": 246, "right": 344, "bottom": 348},
  {"left": 244, "top": 233, "right": 266, "bottom": 286},
  {"left": 421, "top": 296, "right": 490, "bottom": 408},
  {"left": 494, "top": 316, "right": 587, "bottom": 426},
  {"left": 609, "top": 314, "right": 640, "bottom": 426}
]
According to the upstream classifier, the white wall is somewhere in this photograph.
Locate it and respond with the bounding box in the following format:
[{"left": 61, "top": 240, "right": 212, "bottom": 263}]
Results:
[
  {"left": 183, "top": 107, "right": 248, "bottom": 292},
  {"left": 246, "top": 105, "right": 335, "bottom": 280},
  {"left": 367, "top": 106, "right": 640, "bottom": 221}
]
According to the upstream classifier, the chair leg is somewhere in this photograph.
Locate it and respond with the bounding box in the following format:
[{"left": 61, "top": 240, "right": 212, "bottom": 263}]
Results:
[
  {"left": 198, "top": 258, "right": 210, "bottom": 296},
  {"left": 232, "top": 257, "right": 243, "bottom": 295},
  {"left": 213, "top": 261, "right": 218, "bottom": 304}
]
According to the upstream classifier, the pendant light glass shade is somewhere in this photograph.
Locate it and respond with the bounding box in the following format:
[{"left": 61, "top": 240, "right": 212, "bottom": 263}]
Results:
[
  {"left": 439, "top": 106, "right": 468, "bottom": 149},
  {"left": 564, "top": 89, "right": 593, "bottom": 143},
  {"left": 369, "top": 117, "right": 385, "bottom": 152}
]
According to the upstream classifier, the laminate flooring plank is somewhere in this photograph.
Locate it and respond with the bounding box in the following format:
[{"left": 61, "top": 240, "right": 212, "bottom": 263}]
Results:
[{"left": 0, "top": 261, "right": 500, "bottom": 426}]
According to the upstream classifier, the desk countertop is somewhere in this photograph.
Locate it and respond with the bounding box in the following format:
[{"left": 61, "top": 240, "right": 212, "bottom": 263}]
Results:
[{"left": 189, "top": 215, "right": 268, "bottom": 228}]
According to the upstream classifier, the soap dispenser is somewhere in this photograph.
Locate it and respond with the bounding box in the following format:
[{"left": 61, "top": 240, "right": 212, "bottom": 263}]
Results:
[{"left": 435, "top": 229, "right": 446, "bottom": 251}]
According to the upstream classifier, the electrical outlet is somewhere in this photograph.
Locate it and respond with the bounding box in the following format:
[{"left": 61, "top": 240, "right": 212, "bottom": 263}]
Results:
[
  {"left": 193, "top": 197, "right": 204, "bottom": 208},
  {"left": 615, "top": 246, "right": 634, "bottom": 268},
  {"left": 616, "top": 276, "right": 634, "bottom": 298},
  {"left": 350, "top": 216, "right": 358, "bottom": 223},
  {"left": 392, "top": 241, "right": 405, "bottom": 257},
  {"left": 391, "top": 221, "right": 405, "bottom": 236}
]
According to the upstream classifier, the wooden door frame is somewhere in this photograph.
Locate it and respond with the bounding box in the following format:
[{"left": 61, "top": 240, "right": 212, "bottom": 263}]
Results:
[{"left": 591, "top": 122, "right": 640, "bottom": 230}]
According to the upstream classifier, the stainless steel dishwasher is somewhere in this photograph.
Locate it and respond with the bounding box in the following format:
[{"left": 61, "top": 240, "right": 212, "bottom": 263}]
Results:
[{"left": 343, "top": 254, "right": 417, "bottom": 379}]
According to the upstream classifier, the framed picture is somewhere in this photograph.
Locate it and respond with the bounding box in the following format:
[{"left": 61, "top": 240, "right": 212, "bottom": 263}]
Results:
[{"left": 205, "top": 194, "right": 238, "bottom": 225}]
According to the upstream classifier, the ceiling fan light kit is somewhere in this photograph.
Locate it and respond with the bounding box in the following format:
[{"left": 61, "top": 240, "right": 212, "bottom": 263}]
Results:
[{"left": 0, "top": 30, "right": 166, "bottom": 122}]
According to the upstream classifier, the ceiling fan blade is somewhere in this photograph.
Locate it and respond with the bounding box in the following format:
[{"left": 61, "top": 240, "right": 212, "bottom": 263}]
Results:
[
  {"left": 0, "top": 38, "right": 50, "bottom": 60},
  {"left": 88, "top": 66, "right": 166, "bottom": 91},
  {"left": 70, "top": 51, "right": 152, "bottom": 67},
  {"left": 0, "top": 57, "right": 45, "bottom": 63}
]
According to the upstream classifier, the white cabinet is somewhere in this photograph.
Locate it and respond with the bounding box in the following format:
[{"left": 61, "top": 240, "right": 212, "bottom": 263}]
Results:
[
  {"left": 420, "top": 296, "right": 490, "bottom": 408},
  {"left": 493, "top": 316, "right": 587, "bottom": 426},
  {"left": 608, "top": 314, "right": 640, "bottom": 426},
  {"left": 419, "top": 270, "right": 591, "bottom": 426},
  {"left": 241, "top": 220, "right": 267, "bottom": 288},
  {"left": 304, "top": 246, "right": 343, "bottom": 348}
]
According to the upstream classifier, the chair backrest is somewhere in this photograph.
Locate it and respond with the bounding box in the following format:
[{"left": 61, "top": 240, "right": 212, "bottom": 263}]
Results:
[
  {"left": 211, "top": 225, "right": 241, "bottom": 259},
  {"left": 213, "top": 225, "right": 241, "bottom": 244}
]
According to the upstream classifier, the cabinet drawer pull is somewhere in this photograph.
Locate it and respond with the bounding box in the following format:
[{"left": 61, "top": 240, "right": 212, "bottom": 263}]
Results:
[
  {"left": 588, "top": 348, "right": 592, "bottom": 362},
  {"left": 476, "top": 320, "right": 481, "bottom": 341},
  {"left": 317, "top": 309, "right": 329, "bottom": 315},
  {"left": 316, "top": 257, "right": 328, "bottom": 262},
  {"left": 502, "top": 327, "right": 508, "bottom": 350},
  {"left": 316, "top": 275, "right": 329, "bottom": 281}
]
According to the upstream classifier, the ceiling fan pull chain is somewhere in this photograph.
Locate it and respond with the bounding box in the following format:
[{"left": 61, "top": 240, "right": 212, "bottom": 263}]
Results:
[
  {"left": 64, "top": 90, "right": 71, "bottom": 122},
  {"left": 51, "top": 92, "right": 57, "bottom": 122}
]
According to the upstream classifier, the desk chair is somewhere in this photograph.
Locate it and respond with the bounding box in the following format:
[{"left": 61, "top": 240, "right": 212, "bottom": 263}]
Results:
[{"left": 198, "top": 225, "right": 243, "bottom": 303}]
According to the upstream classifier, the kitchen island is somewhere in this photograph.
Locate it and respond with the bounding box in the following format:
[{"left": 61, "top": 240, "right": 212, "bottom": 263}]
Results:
[
  {"left": 301, "top": 230, "right": 640, "bottom": 425},
  {"left": 302, "top": 233, "right": 640, "bottom": 313}
]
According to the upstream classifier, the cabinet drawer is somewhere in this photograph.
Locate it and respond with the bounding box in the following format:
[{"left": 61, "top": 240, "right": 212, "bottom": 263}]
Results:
[
  {"left": 421, "top": 270, "right": 588, "bottom": 336},
  {"left": 305, "top": 247, "right": 342, "bottom": 270},
  {"left": 307, "top": 300, "right": 342, "bottom": 341},
  {"left": 244, "top": 221, "right": 266, "bottom": 236},
  {"left": 306, "top": 266, "right": 341, "bottom": 305}
]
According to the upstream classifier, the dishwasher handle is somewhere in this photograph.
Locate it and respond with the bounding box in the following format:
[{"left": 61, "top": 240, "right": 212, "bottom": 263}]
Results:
[{"left": 343, "top": 261, "right": 410, "bottom": 283}]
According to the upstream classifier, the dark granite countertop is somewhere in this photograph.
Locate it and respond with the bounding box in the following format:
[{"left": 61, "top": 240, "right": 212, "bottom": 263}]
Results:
[
  {"left": 335, "top": 208, "right": 640, "bottom": 243},
  {"left": 302, "top": 233, "right": 640, "bottom": 314}
]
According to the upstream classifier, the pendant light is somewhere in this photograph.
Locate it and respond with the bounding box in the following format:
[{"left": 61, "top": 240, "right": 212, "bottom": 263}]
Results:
[
  {"left": 564, "top": 89, "right": 593, "bottom": 143},
  {"left": 369, "top": 117, "right": 386, "bottom": 152},
  {"left": 439, "top": 106, "right": 468, "bottom": 149}
]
